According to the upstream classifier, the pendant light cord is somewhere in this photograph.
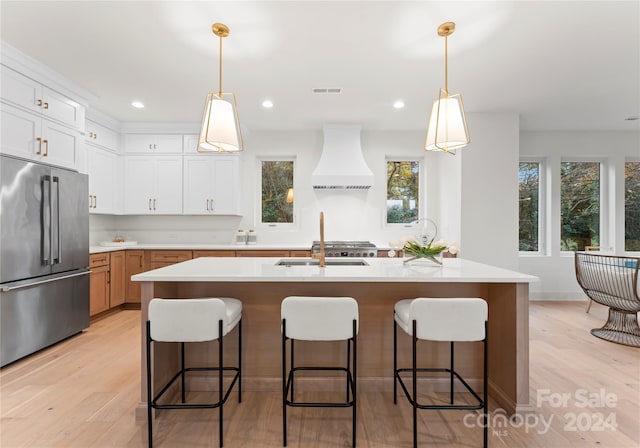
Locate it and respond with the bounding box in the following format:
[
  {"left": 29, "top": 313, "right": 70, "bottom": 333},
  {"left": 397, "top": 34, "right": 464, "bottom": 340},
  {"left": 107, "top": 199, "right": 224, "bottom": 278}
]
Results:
[
  {"left": 218, "top": 33, "right": 223, "bottom": 97},
  {"left": 444, "top": 34, "right": 448, "bottom": 95}
]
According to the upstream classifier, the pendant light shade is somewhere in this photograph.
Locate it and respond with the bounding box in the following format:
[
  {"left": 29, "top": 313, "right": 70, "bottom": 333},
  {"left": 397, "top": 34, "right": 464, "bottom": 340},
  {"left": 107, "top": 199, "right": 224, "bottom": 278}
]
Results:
[
  {"left": 198, "top": 23, "right": 243, "bottom": 153},
  {"left": 425, "top": 22, "right": 469, "bottom": 155}
]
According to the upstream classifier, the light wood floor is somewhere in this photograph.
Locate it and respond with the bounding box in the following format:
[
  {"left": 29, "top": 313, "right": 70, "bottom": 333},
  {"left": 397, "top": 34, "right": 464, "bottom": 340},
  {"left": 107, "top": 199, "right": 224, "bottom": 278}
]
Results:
[{"left": 1, "top": 301, "right": 639, "bottom": 447}]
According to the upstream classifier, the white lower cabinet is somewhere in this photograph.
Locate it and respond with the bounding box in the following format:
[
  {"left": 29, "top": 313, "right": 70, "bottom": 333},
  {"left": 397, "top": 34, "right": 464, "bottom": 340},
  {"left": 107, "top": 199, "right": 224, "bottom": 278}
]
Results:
[
  {"left": 124, "top": 155, "right": 183, "bottom": 214},
  {"left": 1, "top": 103, "right": 79, "bottom": 170},
  {"left": 88, "top": 147, "right": 119, "bottom": 214},
  {"left": 183, "top": 155, "right": 241, "bottom": 215}
]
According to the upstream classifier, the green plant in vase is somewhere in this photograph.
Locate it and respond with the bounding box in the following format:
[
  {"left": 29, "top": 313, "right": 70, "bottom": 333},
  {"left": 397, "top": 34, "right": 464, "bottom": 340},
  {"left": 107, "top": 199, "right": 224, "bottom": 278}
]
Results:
[{"left": 402, "top": 238, "right": 457, "bottom": 265}]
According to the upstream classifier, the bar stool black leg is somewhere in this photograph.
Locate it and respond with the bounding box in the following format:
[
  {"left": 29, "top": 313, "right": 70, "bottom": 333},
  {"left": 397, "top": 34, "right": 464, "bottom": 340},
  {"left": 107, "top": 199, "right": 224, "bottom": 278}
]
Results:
[
  {"left": 218, "top": 320, "right": 223, "bottom": 448},
  {"left": 412, "top": 320, "right": 417, "bottom": 448},
  {"left": 393, "top": 317, "right": 397, "bottom": 405},
  {"left": 238, "top": 319, "right": 243, "bottom": 403},
  {"left": 450, "top": 341, "right": 454, "bottom": 404},
  {"left": 346, "top": 337, "right": 351, "bottom": 401},
  {"left": 483, "top": 322, "right": 488, "bottom": 448},
  {"left": 352, "top": 319, "right": 357, "bottom": 448},
  {"left": 282, "top": 319, "right": 287, "bottom": 447},
  {"left": 146, "top": 321, "right": 153, "bottom": 448},
  {"left": 290, "top": 338, "right": 295, "bottom": 402},
  {"left": 181, "top": 342, "right": 186, "bottom": 403}
]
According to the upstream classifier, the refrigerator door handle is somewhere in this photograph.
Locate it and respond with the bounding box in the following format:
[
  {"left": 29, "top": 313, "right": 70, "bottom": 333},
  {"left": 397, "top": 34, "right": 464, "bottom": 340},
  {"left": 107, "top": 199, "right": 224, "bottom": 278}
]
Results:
[
  {"left": 52, "top": 176, "right": 61, "bottom": 264},
  {"left": 0, "top": 270, "right": 90, "bottom": 292},
  {"left": 41, "top": 175, "right": 51, "bottom": 266}
]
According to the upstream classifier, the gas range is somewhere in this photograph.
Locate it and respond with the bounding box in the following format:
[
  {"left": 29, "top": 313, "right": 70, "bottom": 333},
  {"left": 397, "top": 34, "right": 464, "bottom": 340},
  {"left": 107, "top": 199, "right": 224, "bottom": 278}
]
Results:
[{"left": 311, "top": 241, "right": 378, "bottom": 258}]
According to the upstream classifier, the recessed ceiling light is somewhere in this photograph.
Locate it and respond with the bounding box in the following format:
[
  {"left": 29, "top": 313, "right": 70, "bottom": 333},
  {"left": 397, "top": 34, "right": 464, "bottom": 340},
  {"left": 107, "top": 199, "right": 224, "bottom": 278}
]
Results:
[
  {"left": 262, "top": 100, "right": 274, "bottom": 108},
  {"left": 393, "top": 100, "right": 405, "bottom": 109},
  {"left": 131, "top": 101, "right": 145, "bottom": 109}
]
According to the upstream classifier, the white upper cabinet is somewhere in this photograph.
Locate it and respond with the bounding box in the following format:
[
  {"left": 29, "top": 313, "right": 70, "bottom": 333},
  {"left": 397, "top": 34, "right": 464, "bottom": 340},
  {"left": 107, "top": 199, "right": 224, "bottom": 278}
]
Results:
[
  {"left": 183, "top": 155, "right": 241, "bottom": 215},
  {"left": 123, "top": 134, "right": 183, "bottom": 154},
  {"left": 88, "top": 147, "right": 119, "bottom": 214},
  {"left": 1, "top": 66, "right": 84, "bottom": 170},
  {"left": 183, "top": 134, "right": 199, "bottom": 154},
  {"left": 85, "top": 119, "right": 118, "bottom": 152},
  {"left": 1, "top": 104, "right": 79, "bottom": 170},
  {"left": 1, "top": 66, "right": 84, "bottom": 130},
  {"left": 124, "top": 155, "right": 183, "bottom": 214}
]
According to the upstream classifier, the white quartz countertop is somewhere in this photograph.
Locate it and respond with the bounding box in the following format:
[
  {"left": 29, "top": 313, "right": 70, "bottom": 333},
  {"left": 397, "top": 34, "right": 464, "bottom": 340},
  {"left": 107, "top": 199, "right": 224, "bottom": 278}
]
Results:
[
  {"left": 89, "top": 243, "right": 314, "bottom": 254},
  {"left": 131, "top": 257, "right": 538, "bottom": 283}
]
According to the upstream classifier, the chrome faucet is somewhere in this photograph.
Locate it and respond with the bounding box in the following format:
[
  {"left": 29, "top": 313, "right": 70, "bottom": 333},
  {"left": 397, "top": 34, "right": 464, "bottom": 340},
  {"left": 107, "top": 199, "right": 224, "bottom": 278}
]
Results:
[{"left": 311, "top": 211, "right": 326, "bottom": 267}]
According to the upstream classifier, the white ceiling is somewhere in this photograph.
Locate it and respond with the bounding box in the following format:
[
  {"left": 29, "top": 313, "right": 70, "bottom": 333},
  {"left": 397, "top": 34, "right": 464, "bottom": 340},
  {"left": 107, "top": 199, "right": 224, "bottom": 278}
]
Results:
[{"left": 1, "top": 1, "right": 639, "bottom": 133}]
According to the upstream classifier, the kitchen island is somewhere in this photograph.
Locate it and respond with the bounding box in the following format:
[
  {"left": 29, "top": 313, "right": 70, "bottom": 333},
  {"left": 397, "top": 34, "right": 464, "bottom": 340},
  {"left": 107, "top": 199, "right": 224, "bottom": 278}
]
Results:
[{"left": 133, "top": 256, "right": 537, "bottom": 418}]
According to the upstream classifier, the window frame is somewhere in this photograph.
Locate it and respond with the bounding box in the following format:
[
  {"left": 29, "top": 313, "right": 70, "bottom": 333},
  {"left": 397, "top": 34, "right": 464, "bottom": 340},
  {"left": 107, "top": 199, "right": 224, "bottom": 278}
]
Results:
[
  {"left": 256, "top": 156, "right": 297, "bottom": 229},
  {"left": 518, "top": 157, "right": 547, "bottom": 256},
  {"left": 624, "top": 158, "right": 640, "bottom": 254},
  {"left": 559, "top": 157, "right": 607, "bottom": 255},
  {"left": 384, "top": 157, "right": 424, "bottom": 227}
]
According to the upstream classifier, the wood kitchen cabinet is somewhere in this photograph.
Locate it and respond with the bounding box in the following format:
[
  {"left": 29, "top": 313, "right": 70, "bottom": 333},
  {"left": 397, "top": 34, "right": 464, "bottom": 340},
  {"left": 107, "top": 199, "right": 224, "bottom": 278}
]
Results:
[
  {"left": 193, "top": 250, "right": 236, "bottom": 258},
  {"left": 236, "top": 250, "right": 291, "bottom": 257},
  {"left": 109, "top": 251, "right": 126, "bottom": 308},
  {"left": 89, "top": 253, "right": 110, "bottom": 316},
  {"left": 124, "top": 155, "right": 183, "bottom": 214},
  {"left": 290, "top": 250, "right": 311, "bottom": 257},
  {"left": 183, "top": 155, "right": 241, "bottom": 215},
  {"left": 89, "top": 251, "right": 126, "bottom": 317},
  {"left": 149, "top": 250, "right": 192, "bottom": 269},
  {"left": 125, "top": 250, "right": 146, "bottom": 304}
]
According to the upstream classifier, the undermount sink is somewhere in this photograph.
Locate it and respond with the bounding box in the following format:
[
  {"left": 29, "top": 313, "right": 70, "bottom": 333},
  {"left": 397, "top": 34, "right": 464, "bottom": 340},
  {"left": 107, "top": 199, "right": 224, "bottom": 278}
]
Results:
[{"left": 276, "top": 259, "right": 369, "bottom": 267}]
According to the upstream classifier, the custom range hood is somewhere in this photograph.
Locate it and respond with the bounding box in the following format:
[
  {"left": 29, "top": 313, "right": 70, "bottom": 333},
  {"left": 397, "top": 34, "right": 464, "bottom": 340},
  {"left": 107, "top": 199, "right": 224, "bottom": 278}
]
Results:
[{"left": 312, "top": 124, "right": 374, "bottom": 189}]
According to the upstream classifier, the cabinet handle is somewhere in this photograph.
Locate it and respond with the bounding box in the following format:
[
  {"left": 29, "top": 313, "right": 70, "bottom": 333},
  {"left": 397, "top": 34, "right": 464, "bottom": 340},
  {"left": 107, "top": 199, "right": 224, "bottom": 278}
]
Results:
[
  {"left": 206, "top": 199, "right": 209, "bottom": 211},
  {"left": 36, "top": 137, "right": 42, "bottom": 155},
  {"left": 89, "top": 195, "right": 92, "bottom": 209},
  {"left": 139, "top": 257, "right": 143, "bottom": 268},
  {"left": 43, "top": 139, "right": 49, "bottom": 157},
  {"left": 107, "top": 271, "right": 110, "bottom": 284},
  {"left": 94, "top": 195, "right": 97, "bottom": 209},
  {"left": 148, "top": 198, "right": 152, "bottom": 211},
  {"left": 37, "top": 99, "right": 43, "bottom": 107},
  {"left": 153, "top": 198, "right": 156, "bottom": 210},
  {"left": 153, "top": 144, "right": 157, "bottom": 149},
  {"left": 93, "top": 133, "right": 97, "bottom": 139},
  {"left": 44, "top": 102, "right": 49, "bottom": 110},
  {"left": 210, "top": 198, "right": 214, "bottom": 211},
  {"left": 89, "top": 132, "right": 93, "bottom": 138}
]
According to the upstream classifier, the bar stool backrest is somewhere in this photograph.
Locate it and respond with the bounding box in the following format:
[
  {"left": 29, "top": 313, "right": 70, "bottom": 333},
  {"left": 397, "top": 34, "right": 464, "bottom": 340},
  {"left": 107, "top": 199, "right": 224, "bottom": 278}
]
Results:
[
  {"left": 149, "top": 298, "right": 228, "bottom": 342},
  {"left": 410, "top": 298, "right": 487, "bottom": 342},
  {"left": 282, "top": 296, "right": 359, "bottom": 341}
]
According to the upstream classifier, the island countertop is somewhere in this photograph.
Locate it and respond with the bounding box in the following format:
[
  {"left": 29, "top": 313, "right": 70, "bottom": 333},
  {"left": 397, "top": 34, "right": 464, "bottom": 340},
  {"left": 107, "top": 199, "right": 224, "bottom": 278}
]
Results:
[{"left": 131, "top": 256, "right": 538, "bottom": 283}]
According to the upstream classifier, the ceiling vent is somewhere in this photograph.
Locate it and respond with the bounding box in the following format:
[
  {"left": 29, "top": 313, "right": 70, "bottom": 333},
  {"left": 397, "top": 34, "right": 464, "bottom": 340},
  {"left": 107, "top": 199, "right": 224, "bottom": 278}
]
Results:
[
  {"left": 312, "top": 88, "right": 342, "bottom": 94},
  {"left": 311, "top": 124, "right": 374, "bottom": 190}
]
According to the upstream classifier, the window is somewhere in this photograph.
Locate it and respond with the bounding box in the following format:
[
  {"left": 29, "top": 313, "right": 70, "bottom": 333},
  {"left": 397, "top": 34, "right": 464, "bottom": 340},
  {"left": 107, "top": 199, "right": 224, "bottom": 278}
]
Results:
[
  {"left": 261, "top": 160, "right": 294, "bottom": 224},
  {"left": 560, "top": 161, "right": 600, "bottom": 251},
  {"left": 519, "top": 162, "right": 540, "bottom": 251},
  {"left": 625, "top": 161, "right": 640, "bottom": 251},
  {"left": 386, "top": 160, "right": 419, "bottom": 224}
]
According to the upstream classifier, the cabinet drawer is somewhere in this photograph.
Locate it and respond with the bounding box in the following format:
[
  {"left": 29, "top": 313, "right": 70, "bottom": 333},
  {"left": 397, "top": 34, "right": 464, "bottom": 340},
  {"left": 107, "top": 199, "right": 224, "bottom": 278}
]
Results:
[
  {"left": 90, "top": 253, "right": 110, "bottom": 268},
  {"left": 236, "top": 250, "right": 290, "bottom": 257},
  {"left": 149, "top": 250, "right": 192, "bottom": 263},
  {"left": 290, "top": 250, "right": 311, "bottom": 257},
  {"left": 193, "top": 250, "right": 236, "bottom": 258},
  {"left": 124, "top": 134, "right": 183, "bottom": 153}
]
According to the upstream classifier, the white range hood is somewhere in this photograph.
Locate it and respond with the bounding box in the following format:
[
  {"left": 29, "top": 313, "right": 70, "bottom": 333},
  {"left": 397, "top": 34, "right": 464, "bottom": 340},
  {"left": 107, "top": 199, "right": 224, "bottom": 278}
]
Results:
[{"left": 311, "top": 124, "right": 374, "bottom": 189}]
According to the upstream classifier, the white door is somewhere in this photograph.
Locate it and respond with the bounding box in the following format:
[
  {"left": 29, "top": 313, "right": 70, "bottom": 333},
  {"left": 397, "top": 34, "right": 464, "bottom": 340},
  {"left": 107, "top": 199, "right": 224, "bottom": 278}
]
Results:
[
  {"left": 183, "top": 156, "right": 212, "bottom": 214},
  {"left": 153, "top": 156, "right": 183, "bottom": 214},
  {"left": 88, "top": 147, "right": 116, "bottom": 213},
  {"left": 0, "top": 105, "right": 40, "bottom": 160},
  {"left": 211, "top": 157, "right": 240, "bottom": 214},
  {"left": 124, "top": 156, "right": 155, "bottom": 214},
  {"left": 41, "top": 120, "right": 79, "bottom": 170}
]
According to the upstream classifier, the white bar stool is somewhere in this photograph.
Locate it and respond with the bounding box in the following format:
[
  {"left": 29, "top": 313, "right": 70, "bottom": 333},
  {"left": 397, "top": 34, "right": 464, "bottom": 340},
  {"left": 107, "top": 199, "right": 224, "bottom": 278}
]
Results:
[
  {"left": 393, "top": 297, "right": 488, "bottom": 448},
  {"left": 281, "top": 296, "right": 359, "bottom": 447},
  {"left": 146, "top": 297, "right": 242, "bottom": 448}
]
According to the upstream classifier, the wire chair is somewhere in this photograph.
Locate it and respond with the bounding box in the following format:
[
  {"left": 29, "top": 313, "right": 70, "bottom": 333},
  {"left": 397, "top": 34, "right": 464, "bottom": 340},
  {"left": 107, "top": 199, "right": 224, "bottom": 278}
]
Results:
[{"left": 575, "top": 252, "right": 640, "bottom": 347}]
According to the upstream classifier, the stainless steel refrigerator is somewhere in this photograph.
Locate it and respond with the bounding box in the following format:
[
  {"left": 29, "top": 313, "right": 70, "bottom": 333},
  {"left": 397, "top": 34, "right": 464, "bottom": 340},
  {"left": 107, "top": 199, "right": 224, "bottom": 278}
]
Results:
[{"left": 1, "top": 154, "right": 89, "bottom": 367}]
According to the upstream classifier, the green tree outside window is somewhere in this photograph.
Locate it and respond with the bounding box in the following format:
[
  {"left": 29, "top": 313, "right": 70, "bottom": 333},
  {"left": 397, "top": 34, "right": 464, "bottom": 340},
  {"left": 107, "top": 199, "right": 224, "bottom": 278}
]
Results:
[
  {"left": 262, "top": 161, "right": 293, "bottom": 223},
  {"left": 387, "top": 161, "right": 419, "bottom": 224}
]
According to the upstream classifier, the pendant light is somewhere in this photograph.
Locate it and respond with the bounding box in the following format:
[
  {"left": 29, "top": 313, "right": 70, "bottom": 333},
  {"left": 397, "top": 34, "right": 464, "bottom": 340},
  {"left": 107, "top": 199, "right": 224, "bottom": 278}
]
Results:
[
  {"left": 198, "top": 23, "right": 243, "bottom": 153},
  {"left": 425, "top": 22, "right": 469, "bottom": 155}
]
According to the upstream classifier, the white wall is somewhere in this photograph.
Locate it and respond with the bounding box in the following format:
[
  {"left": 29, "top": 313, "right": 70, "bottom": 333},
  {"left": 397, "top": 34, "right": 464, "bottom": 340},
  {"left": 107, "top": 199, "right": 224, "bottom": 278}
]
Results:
[
  {"left": 518, "top": 131, "right": 640, "bottom": 299},
  {"left": 92, "top": 115, "right": 522, "bottom": 262},
  {"left": 460, "top": 113, "right": 520, "bottom": 270}
]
